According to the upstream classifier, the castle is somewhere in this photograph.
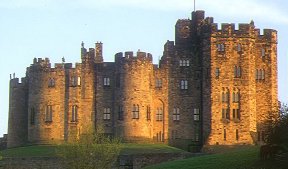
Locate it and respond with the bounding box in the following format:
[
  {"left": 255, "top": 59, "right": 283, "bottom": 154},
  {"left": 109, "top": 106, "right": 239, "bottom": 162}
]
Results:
[{"left": 7, "top": 10, "right": 278, "bottom": 150}]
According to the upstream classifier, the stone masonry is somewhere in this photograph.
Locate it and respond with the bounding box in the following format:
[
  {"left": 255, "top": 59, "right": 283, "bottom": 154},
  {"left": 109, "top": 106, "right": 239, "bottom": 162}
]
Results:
[{"left": 7, "top": 10, "right": 278, "bottom": 150}]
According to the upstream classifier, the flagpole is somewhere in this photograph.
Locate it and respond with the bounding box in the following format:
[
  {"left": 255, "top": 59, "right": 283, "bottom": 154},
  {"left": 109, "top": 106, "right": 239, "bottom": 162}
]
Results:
[{"left": 194, "top": 0, "right": 196, "bottom": 12}]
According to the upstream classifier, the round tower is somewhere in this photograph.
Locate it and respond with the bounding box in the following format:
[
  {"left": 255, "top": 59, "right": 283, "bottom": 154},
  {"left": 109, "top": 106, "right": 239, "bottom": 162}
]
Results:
[
  {"left": 116, "top": 51, "right": 154, "bottom": 141},
  {"left": 7, "top": 78, "right": 28, "bottom": 148}
]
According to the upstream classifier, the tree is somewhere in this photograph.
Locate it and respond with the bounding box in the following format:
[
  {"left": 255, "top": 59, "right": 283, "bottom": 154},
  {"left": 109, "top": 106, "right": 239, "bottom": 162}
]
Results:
[
  {"left": 57, "top": 127, "right": 122, "bottom": 169},
  {"left": 266, "top": 103, "right": 288, "bottom": 146}
]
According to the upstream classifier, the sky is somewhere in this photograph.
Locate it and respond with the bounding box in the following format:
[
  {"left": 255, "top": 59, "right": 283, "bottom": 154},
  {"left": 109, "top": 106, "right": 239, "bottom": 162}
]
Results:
[{"left": 0, "top": 0, "right": 287, "bottom": 136}]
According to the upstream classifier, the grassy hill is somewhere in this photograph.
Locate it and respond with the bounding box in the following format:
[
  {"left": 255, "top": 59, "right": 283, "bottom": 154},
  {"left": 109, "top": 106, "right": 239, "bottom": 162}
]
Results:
[
  {"left": 0, "top": 143, "right": 185, "bottom": 158},
  {"left": 1, "top": 144, "right": 287, "bottom": 169},
  {"left": 144, "top": 145, "right": 288, "bottom": 169}
]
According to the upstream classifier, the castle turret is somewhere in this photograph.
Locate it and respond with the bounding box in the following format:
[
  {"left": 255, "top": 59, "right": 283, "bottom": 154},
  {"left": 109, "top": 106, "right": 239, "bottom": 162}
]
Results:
[
  {"left": 81, "top": 41, "right": 87, "bottom": 57},
  {"left": 7, "top": 78, "right": 28, "bottom": 148},
  {"left": 114, "top": 51, "right": 154, "bottom": 141},
  {"left": 95, "top": 42, "right": 103, "bottom": 63}
]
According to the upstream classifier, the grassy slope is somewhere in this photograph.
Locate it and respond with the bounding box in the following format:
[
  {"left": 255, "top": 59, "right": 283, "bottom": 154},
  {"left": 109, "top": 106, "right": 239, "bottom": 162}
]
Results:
[
  {"left": 0, "top": 144, "right": 185, "bottom": 157},
  {"left": 2, "top": 144, "right": 286, "bottom": 169},
  {"left": 0, "top": 145, "right": 57, "bottom": 157},
  {"left": 144, "top": 146, "right": 287, "bottom": 169},
  {"left": 120, "top": 143, "right": 186, "bottom": 155}
]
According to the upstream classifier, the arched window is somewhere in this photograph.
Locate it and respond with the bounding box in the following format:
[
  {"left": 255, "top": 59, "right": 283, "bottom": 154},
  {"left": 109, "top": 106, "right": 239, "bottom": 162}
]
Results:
[
  {"left": 48, "top": 78, "right": 55, "bottom": 87},
  {"left": 232, "top": 89, "right": 240, "bottom": 103}
]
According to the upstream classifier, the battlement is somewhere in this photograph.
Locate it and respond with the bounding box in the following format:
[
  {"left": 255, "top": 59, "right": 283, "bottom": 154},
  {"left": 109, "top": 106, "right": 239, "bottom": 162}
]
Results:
[
  {"left": 10, "top": 77, "right": 27, "bottom": 88},
  {"left": 192, "top": 10, "right": 205, "bottom": 24},
  {"left": 208, "top": 22, "right": 276, "bottom": 41},
  {"left": 176, "top": 19, "right": 191, "bottom": 27},
  {"left": 30, "top": 57, "right": 82, "bottom": 72},
  {"left": 256, "top": 29, "right": 277, "bottom": 42},
  {"left": 210, "top": 23, "right": 254, "bottom": 35},
  {"left": 115, "top": 50, "right": 153, "bottom": 63},
  {"left": 32, "top": 57, "right": 51, "bottom": 68},
  {"left": 164, "top": 40, "right": 175, "bottom": 52}
]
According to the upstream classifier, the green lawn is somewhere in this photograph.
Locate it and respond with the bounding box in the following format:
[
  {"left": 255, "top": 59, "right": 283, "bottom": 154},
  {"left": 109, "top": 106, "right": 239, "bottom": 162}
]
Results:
[
  {"left": 2, "top": 144, "right": 287, "bottom": 169},
  {"left": 144, "top": 146, "right": 287, "bottom": 169},
  {"left": 0, "top": 143, "right": 185, "bottom": 158},
  {"left": 0, "top": 145, "right": 57, "bottom": 157},
  {"left": 120, "top": 143, "right": 186, "bottom": 155}
]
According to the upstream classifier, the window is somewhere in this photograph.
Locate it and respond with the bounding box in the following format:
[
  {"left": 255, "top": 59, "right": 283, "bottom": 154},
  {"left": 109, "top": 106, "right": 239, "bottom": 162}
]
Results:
[
  {"left": 215, "top": 68, "right": 220, "bottom": 78},
  {"left": 234, "top": 66, "right": 241, "bottom": 78},
  {"left": 104, "top": 77, "right": 110, "bottom": 86},
  {"left": 48, "top": 78, "right": 55, "bottom": 87},
  {"left": 224, "top": 129, "right": 226, "bottom": 141},
  {"left": 146, "top": 106, "right": 151, "bottom": 120},
  {"left": 156, "top": 108, "right": 163, "bottom": 121},
  {"left": 217, "top": 43, "right": 225, "bottom": 52},
  {"left": 180, "top": 80, "right": 188, "bottom": 90},
  {"left": 179, "top": 59, "right": 190, "bottom": 67},
  {"left": 132, "top": 104, "right": 139, "bottom": 119},
  {"left": 236, "top": 129, "right": 239, "bottom": 141},
  {"left": 71, "top": 76, "right": 80, "bottom": 86},
  {"left": 104, "top": 108, "right": 111, "bottom": 120},
  {"left": 232, "top": 108, "right": 240, "bottom": 120},
  {"left": 232, "top": 91, "right": 240, "bottom": 103},
  {"left": 45, "top": 105, "right": 53, "bottom": 122},
  {"left": 30, "top": 107, "right": 35, "bottom": 125},
  {"left": 222, "top": 108, "right": 230, "bottom": 120},
  {"left": 77, "top": 77, "right": 81, "bottom": 86},
  {"left": 237, "top": 43, "right": 242, "bottom": 52},
  {"left": 155, "top": 79, "right": 162, "bottom": 88},
  {"left": 194, "top": 108, "right": 200, "bottom": 121},
  {"left": 261, "top": 48, "right": 265, "bottom": 57},
  {"left": 256, "top": 69, "right": 265, "bottom": 80},
  {"left": 118, "top": 106, "right": 123, "bottom": 120},
  {"left": 261, "top": 70, "right": 265, "bottom": 80},
  {"left": 173, "top": 108, "right": 180, "bottom": 121},
  {"left": 71, "top": 105, "right": 78, "bottom": 122},
  {"left": 221, "top": 89, "right": 229, "bottom": 103}
]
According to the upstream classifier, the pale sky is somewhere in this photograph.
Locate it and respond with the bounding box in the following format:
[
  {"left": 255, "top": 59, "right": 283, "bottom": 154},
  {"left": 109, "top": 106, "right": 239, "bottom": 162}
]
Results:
[{"left": 0, "top": 0, "right": 287, "bottom": 136}]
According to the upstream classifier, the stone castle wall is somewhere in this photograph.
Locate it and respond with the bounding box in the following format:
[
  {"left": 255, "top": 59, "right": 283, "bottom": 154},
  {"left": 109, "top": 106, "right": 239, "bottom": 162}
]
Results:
[{"left": 7, "top": 10, "right": 278, "bottom": 150}]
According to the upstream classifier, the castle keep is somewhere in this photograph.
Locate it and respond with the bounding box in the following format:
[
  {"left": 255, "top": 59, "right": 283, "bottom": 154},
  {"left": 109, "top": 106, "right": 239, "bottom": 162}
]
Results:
[{"left": 8, "top": 11, "right": 278, "bottom": 150}]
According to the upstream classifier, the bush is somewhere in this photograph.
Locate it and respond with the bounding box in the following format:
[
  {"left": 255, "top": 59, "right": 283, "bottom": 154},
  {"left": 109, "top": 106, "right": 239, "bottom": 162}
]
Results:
[{"left": 57, "top": 127, "right": 122, "bottom": 169}]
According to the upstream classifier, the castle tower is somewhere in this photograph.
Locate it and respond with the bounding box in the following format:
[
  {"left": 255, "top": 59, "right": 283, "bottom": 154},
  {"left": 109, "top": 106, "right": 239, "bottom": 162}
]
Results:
[
  {"left": 113, "top": 51, "right": 154, "bottom": 141},
  {"left": 7, "top": 78, "right": 28, "bottom": 148},
  {"left": 27, "top": 58, "right": 66, "bottom": 144}
]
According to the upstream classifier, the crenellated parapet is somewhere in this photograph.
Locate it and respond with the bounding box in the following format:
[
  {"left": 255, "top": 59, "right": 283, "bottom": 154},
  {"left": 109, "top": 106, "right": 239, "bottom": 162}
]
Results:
[
  {"left": 256, "top": 29, "right": 277, "bottom": 43},
  {"left": 10, "top": 77, "right": 27, "bottom": 88},
  {"left": 115, "top": 50, "right": 153, "bottom": 64},
  {"left": 29, "top": 57, "right": 82, "bottom": 73}
]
